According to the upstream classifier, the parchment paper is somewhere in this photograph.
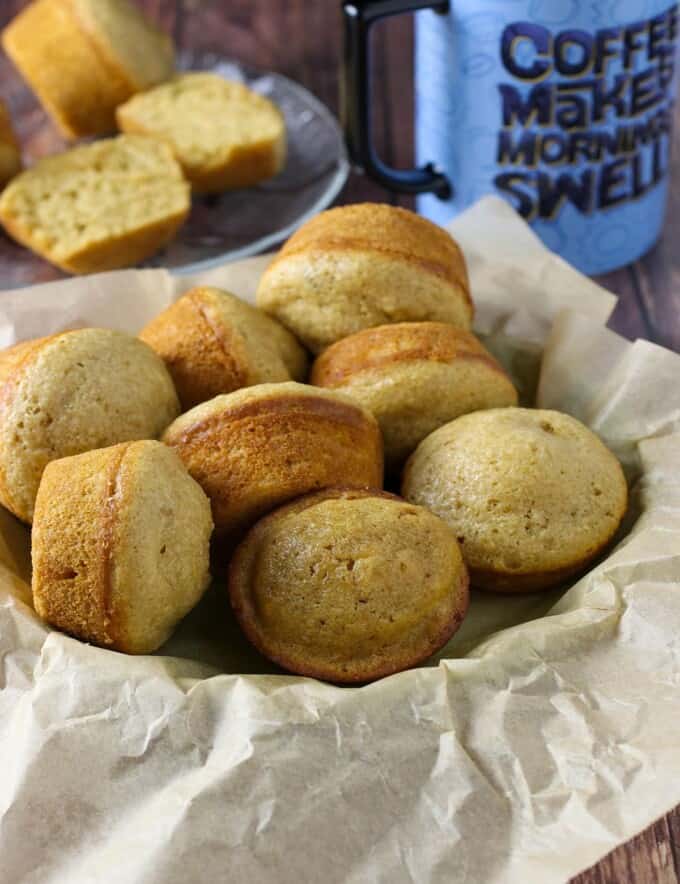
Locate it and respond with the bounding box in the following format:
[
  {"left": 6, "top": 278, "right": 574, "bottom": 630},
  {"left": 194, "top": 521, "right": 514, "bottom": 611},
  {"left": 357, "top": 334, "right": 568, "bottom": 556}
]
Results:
[{"left": 1, "top": 197, "right": 679, "bottom": 884}]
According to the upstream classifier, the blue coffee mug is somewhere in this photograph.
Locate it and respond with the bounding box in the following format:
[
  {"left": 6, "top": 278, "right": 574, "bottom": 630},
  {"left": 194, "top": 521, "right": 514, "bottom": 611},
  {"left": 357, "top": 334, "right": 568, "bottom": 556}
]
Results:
[{"left": 342, "top": 0, "right": 679, "bottom": 274}]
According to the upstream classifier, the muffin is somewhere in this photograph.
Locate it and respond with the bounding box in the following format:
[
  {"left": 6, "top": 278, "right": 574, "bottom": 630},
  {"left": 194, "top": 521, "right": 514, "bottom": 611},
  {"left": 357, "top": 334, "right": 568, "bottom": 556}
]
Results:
[
  {"left": 0, "top": 99, "right": 21, "bottom": 188},
  {"left": 402, "top": 408, "right": 628, "bottom": 592},
  {"left": 0, "top": 328, "right": 179, "bottom": 523},
  {"left": 117, "top": 73, "right": 286, "bottom": 193},
  {"left": 32, "top": 440, "right": 213, "bottom": 654},
  {"left": 0, "top": 135, "right": 189, "bottom": 274},
  {"left": 140, "top": 286, "right": 307, "bottom": 410},
  {"left": 256, "top": 204, "right": 473, "bottom": 353},
  {"left": 229, "top": 488, "right": 469, "bottom": 683},
  {"left": 162, "top": 382, "right": 383, "bottom": 543},
  {"left": 2, "top": 0, "right": 174, "bottom": 139},
  {"left": 311, "top": 322, "right": 518, "bottom": 469}
]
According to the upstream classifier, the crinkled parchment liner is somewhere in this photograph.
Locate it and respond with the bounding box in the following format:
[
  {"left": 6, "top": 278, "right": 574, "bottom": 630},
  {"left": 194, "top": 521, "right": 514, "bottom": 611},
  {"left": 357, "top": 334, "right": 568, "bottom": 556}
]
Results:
[{"left": 1, "top": 198, "right": 679, "bottom": 884}]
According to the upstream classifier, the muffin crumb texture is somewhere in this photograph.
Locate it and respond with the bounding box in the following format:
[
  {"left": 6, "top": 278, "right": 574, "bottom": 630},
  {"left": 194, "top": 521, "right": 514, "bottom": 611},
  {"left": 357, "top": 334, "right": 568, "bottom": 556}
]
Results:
[
  {"left": 117, "top": 73, "right": 286, "bottom": 192},
  {"left": 0, "top": 135, "right": 189, "bottom": 274}
]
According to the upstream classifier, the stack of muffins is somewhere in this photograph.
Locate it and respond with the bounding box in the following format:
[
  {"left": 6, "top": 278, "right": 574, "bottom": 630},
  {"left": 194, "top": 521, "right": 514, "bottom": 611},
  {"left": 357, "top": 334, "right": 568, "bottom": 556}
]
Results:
[{"left": 17, "top": 203, "right": 627, "bottom": 683}]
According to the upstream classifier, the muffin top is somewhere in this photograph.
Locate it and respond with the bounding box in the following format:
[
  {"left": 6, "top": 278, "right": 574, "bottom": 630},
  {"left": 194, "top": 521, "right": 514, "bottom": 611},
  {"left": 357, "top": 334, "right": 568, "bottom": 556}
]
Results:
[
  {"left": 272, "top": 203, "right": 470, "bottom": 299},
  {"left": 311, "top": 321, "right": 512, "bottom": 386},
  {"left": 0, "top": 327, "right": 179, "bottom": 522},
  {"left": 163, "top": 382, "right": 384, "bottom": 542},
  {"left": 140, "top": 286, "right": 307, "bottom": 409},
  {"left": 162, "top": 380, "right": 379, "bottom": 444},
  {"left": 402, "top": 408, "right": 627, "bottom": 584},
  {"left": 229, "top": 487, "right": 469, "bottom": 683},
  {"left": 256, "top": 204, "right": 473, "bottom": 353},
  {"left": 311, "top": 322, "right": 518, "bottom": 469}
]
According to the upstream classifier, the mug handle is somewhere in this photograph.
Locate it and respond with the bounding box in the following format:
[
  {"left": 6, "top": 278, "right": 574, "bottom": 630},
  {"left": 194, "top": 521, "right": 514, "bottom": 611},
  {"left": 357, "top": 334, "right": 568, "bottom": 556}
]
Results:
[{"left": 341, "top": 0, "right": 452, "bottom": 198}]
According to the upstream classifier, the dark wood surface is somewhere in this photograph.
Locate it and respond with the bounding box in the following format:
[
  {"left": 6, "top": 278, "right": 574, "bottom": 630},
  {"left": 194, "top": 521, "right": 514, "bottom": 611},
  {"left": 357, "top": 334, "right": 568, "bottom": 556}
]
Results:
[{"left": 1, "top": 2, "right": 679, "bottom": 880}]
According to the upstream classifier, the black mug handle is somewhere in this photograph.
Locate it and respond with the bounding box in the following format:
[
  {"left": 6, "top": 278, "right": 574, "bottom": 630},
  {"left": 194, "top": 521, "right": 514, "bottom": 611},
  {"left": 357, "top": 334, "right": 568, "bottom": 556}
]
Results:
[{"left": 341, "top": 0, "right": 452, "bottom": 198}]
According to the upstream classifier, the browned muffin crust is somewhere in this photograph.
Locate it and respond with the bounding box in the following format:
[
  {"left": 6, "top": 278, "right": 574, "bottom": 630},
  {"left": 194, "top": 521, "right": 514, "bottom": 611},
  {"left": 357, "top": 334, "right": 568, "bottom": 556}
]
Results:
[
  {"left": 468, "top": 552, "right": 610, "bottom": 594},
  {"left": 311, "top": 322, "right": 507, "bottom": 386},
  {"left": 274, "top": 204, "right": 471, "bottom": 305},
  {"left": 33, "top": 442, "right": 128, "bottom": 648},
  {"left": 0, "top": 98, "right": 21, "bottom": 186},
  {"left": 32, "top": 439, "right": 213, "bottom": 653},
  {"left": 140, "top": 286, "right": 307, "bottom": 411},
  {"left": 141, "top": 290, "right": 248, "bottom": 406},
  {"left": 311, "top": 322, "right": 518, "bottom": 470},
  {"left": 256, "top": 204, "right": 474, "bottom": 353},
  {"left": 162, "top": 383, "right": 384, "bottom": 544},
  {"left": 171, "top": 392, "right": 371, "bottom": 444}
]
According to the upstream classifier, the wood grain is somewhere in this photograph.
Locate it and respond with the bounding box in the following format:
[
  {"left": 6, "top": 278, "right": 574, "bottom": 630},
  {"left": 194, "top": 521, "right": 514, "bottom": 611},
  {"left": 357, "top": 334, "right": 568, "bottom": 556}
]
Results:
[
  {"left": 0, "top": 2, "right": 679, "bottom": 881},
  {"left": 572, "top": 815, "right": 680, "bottom": 884}
]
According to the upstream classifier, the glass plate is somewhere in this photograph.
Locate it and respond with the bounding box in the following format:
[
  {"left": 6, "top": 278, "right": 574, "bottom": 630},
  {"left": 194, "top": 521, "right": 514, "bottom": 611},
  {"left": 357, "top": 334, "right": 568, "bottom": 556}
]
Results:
[{"left": 0, "top": 50, "right": 350, "bottom": 286}]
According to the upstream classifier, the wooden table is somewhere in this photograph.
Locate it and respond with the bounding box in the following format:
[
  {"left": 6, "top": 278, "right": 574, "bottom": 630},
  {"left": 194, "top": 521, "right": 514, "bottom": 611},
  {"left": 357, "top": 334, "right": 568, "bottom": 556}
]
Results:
[{"left": 2, "top": 1, "right": 680, "bottom": 880}]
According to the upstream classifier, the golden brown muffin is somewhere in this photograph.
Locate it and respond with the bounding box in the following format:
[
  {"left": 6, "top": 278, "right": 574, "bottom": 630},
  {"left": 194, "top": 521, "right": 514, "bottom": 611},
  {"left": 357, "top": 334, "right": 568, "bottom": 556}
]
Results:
[
  {"left": 256, "top": 204, "right": 473, "bottom": 353},
  {"left": 0, "top": 136, "right": 189, "bottom": 275},
  {"left": 139, "top": 286, "right": 307, "bottom": 410},
  {"left": 32, "top": 440, "right": 213, "bottom": 654},
  {"left": 311, "top": 322, "right": 518, "bottom": 469},
  {"left": 402, "top": 408, "right": 628, "bottom": 592},
  {"left": 117, "top": 73, "right": 286, "bottom": 193},
  {"left": 162, "top": 382, "right": 383, "bottom": 543},
  {"left": 229, "top": 487, "right": 469, "bottom": 683},
  {"left": 0, "top": 100, "right": 21, "bottom": 188},
  {"left": 0, "top": 328, "right": 179, "bottom": 523},
  {"left": 2, "top": 0, "right": 174, "bottom": 139}
]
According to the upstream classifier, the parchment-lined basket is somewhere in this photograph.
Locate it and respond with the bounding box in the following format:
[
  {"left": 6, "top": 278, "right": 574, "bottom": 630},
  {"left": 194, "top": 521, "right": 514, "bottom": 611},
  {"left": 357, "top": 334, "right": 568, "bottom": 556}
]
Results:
[{"left": 1, "top": 198, "right": 679, "bottom": 884}]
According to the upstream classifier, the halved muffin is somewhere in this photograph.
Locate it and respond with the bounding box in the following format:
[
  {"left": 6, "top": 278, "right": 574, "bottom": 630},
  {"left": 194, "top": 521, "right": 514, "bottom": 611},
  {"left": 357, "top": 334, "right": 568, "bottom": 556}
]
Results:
[
  {"left": 117, "top": 73, "right": 286, "bottom": 193},
  {"left": 0, "top": 135, "right": 189, "bottom": 274}
]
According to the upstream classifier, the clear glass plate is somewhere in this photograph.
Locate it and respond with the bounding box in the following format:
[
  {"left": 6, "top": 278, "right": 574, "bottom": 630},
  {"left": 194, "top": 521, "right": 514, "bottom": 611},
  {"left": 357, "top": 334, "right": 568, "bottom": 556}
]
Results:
[{"left": 0, "top": 50, "right": 350, "bottom": 286}]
